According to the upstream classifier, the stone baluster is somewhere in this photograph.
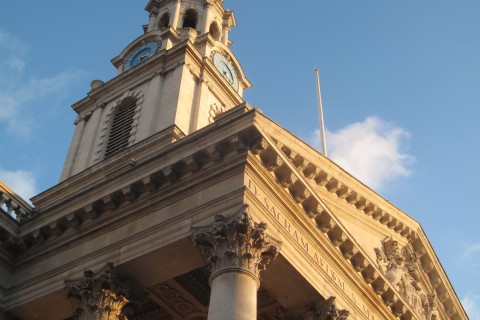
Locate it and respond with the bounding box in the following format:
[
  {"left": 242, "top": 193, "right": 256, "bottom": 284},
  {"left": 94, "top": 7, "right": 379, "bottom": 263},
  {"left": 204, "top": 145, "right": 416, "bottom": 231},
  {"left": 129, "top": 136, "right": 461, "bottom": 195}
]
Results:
[
  {"left": 66, "top": 263, "right": 129, "bottom": 320},
  {"left": 193, "top": 207, "right": 281, "bottom": 320},
  {"left": 0, "top": 183, "right": 34, "bottom": 222}
]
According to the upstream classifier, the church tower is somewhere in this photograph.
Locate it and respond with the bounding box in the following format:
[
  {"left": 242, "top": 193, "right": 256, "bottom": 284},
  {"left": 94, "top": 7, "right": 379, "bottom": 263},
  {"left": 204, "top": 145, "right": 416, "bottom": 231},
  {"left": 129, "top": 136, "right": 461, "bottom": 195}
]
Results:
[
  {"left": 60, "top": 0, "right": 250, "bottom": 180},
  {"left": 0, "top": 1, "right": 468, "bottom": 319}
]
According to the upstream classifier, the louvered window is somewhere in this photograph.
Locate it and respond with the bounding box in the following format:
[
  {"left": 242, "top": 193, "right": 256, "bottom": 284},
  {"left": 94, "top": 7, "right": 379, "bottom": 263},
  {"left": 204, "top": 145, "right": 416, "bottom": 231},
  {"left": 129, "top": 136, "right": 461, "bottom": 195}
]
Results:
[{"left": 104, "top": 98, "right": 137, "bottom": 158}]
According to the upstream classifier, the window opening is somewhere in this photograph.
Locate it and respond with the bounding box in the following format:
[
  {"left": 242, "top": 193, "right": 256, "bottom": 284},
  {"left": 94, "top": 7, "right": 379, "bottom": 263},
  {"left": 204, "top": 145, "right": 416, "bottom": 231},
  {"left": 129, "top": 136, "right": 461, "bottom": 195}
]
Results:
[
  {"left": 182, "top": 10, "right": 198, "bottom": 29},
  {"left": 159, "top": 13, "right": 170, "bottom": 30},
  {"left": 105, "top": 98, "right": 137, "bottom": 158}
]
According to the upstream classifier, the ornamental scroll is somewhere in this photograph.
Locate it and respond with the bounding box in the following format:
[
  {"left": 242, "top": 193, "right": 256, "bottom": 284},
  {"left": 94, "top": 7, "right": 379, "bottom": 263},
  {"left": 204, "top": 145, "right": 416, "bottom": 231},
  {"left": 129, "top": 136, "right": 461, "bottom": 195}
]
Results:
[{"left": 375, "top": 237, "right": 438, "bottom": 319}]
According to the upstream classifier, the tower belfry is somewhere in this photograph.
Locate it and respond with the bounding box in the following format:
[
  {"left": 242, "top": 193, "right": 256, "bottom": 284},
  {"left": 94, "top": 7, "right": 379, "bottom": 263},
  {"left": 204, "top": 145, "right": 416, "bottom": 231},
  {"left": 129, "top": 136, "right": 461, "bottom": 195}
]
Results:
[{"left": 61, "top": 0, "right": 250, "bottom": 180}]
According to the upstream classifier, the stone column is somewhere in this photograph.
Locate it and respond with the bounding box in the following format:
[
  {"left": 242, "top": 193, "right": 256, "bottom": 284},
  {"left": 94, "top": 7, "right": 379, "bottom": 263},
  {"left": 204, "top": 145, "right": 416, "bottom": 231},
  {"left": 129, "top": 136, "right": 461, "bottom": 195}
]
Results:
[
  {"left": 147, "top": 7, "right": 159, "bottom": 32},
  {"left": 66, "top": 263, "right": 129, "bottom": 320},
  {"left": 171, "top": 0, "right": 182, "bottom": 30},
  {"left": 221, "top": 25, "right": 230, "bottom": 46},
  {"left": 202, "top": 1, "right": 213, "bottom": 35},
  {"left": 193, "top": 207, "right": 281, "bottom": 320}
]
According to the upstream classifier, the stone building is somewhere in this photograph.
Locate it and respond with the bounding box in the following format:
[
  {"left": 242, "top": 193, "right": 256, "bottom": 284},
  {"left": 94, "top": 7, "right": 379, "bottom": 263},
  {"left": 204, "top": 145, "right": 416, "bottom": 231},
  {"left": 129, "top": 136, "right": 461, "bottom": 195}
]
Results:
[{"left": 0, "top": 0, "right": 468, "bottom": 319}]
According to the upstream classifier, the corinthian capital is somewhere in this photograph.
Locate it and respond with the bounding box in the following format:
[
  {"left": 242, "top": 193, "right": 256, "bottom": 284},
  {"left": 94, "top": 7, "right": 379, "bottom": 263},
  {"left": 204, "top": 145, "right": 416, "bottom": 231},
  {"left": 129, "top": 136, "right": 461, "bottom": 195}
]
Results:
[
  {"left": 66, "top": 263, "right": 129, "bottom": 320},
  {"left": 193, "top": 206, "right": 281, "bottom": 285}
]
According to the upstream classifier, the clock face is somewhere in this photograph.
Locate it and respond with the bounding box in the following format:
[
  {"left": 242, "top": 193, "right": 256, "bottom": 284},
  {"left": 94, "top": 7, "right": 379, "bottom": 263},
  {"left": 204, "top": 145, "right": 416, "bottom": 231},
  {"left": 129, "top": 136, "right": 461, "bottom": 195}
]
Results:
[
  {"left": 124, "top": 41, "right": 160, "bottom": 71},
  {"left": 212, "top": 53, "right": 239, "bottom": 91}
]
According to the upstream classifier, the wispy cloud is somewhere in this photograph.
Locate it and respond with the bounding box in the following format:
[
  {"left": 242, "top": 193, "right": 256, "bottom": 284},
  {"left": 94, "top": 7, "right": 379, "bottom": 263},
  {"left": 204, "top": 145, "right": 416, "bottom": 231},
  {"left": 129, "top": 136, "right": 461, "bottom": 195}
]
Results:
[
  {"left": 0, "top": 169, "right": 37, "bottom": 202},
  {"left": 0, "top": 29, "right": 83, "bottom": 136},
  {"left": 462, "top": 293, "right": 480, "bottom": 319},
  {"left": 463, "top": 243, "right": 480, "bottom": 259},
  {"left": 309, "top": 116, "right": 414, "bottom": 192}
]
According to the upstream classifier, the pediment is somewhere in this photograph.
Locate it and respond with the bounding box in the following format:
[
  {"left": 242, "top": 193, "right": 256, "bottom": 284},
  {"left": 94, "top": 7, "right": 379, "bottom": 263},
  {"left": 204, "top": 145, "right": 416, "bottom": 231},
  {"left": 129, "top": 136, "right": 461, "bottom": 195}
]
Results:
[{"left": 247, "top": 118, "right": 466, "bottom": 320}]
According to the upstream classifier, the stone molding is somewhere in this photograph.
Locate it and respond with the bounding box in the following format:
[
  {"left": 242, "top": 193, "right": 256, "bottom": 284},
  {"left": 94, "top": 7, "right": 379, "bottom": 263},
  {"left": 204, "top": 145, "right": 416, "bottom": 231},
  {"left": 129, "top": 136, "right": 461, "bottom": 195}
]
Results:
[
  {"left": 193, "top": 205, "right": 281, "bottom": 286},
  {"left": 65, "top": 263, "right": 129, "bottom": 320},
  {"left": 270, "top": 137, "right": 415, "bottom": 241},
  {"left": 249, "top": 134, "right": 426, "bottom": 319},
  {"left": 257, "top": 133, "right": 463, "bottom": 319}
]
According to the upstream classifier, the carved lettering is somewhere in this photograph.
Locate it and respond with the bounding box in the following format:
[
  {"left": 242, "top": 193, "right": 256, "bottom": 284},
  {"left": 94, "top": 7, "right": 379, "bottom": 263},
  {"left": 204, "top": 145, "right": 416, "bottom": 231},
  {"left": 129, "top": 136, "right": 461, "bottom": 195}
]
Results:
[
  {"left": 301, "top": 237, "right": 309, "bottom": 252},
  {"left": 245, "top": 177, "right": 376, "bottom": 319}
]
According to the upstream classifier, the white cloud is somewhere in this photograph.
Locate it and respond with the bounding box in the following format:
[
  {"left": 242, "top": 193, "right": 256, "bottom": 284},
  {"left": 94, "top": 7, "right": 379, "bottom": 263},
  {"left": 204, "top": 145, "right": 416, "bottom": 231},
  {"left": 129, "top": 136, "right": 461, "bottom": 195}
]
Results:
[
  {"left": 464, "top": 243, "right": 480, "bottom": 258},
  {"left": 0, "top": 71, "right": 83, "bottom": 136},
  {"left": 462, "top": 293, "right": 480, "bottom": 319},
  {"left": 0, "top": 169, "right": 37, "bottom": 202},
  {"left": 0, "top": 29, "right": 83, "bottom": 136},
  {"left": 309, "top": 116, "right": 414, "bottom": 192},
  {"left": 0, "top": 30, "right": 27, "bottom": 77}
]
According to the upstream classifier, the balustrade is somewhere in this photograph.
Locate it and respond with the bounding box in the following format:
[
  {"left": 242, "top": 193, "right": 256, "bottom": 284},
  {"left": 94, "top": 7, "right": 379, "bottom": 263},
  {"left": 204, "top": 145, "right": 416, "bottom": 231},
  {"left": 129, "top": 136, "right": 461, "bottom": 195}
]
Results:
[{"left": 0, "top": 181, "right": 34, "bottom": 222}]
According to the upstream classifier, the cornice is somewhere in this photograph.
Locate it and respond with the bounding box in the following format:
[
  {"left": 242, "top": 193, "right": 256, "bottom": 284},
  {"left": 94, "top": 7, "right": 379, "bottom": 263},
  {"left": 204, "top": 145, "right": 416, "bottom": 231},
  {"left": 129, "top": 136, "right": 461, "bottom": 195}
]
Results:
[
  {"left": 8, "top": 106, "right": 256, "bottom": 254},
  {"left": 246, "top": 116, "right": 466, "bottom": 320},
  {"left": 247, "top": 134, "right": 425, "bottom": 319}
]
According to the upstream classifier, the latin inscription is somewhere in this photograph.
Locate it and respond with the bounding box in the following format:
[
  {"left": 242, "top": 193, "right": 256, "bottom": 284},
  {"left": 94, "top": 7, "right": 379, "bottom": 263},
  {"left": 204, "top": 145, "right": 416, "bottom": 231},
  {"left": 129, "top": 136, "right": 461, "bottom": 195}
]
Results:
[{"left": 246, "top": 177, "right": 377, "bottom": 320}]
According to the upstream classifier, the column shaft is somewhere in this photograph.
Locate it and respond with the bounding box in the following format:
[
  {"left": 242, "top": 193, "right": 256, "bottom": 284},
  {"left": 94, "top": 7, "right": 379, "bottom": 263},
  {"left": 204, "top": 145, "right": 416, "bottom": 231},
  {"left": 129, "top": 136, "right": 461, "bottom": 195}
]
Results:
[
  {"left": 172, "top": 0, "right": 182, "bottom": 30},
  {"left": 203, "top": 4, "right": 212, "bottom": 34},
  {"left": 208, "top": 272, "right": 257, "bottom": 320}
]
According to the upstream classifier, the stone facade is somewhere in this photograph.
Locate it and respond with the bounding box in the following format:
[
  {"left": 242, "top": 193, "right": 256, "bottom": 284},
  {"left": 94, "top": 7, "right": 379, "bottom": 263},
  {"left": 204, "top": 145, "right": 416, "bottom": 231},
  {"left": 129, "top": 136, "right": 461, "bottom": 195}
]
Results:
[{"left": 0, "top": 1, "right": 468, "bottom": 319}]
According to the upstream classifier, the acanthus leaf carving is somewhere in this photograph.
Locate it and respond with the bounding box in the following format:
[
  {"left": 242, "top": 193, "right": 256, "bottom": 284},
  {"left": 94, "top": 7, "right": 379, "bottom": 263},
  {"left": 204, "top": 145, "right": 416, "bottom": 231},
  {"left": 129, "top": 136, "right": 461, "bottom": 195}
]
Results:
[
  {"left": 65, "top": 263, "right": 130, "bottom": 320},
  {"left": 193, "top": 205, "right": 281, "bottom": 286}
]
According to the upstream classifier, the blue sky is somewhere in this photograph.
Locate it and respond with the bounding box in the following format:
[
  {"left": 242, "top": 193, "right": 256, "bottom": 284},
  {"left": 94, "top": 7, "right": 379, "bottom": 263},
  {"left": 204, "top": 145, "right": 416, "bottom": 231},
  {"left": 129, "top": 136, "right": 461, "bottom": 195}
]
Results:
[{"left": 0, "top": 1, "right": 479, "bottom": 318}]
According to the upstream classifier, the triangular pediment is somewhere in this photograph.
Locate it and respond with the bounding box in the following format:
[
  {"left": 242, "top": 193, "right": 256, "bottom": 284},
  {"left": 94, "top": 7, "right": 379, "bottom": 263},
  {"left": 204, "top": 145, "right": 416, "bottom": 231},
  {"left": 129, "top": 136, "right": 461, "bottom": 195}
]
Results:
[{"left": 246, "top": 115, "right": 466, "bottom": 320}]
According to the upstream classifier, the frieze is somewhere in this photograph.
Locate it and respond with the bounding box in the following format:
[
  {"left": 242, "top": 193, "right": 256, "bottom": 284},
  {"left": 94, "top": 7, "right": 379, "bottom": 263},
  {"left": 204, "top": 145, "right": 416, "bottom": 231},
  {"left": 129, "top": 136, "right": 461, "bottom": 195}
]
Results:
[{"left": 246, "top": 176, "right": 378, "bottom": 320}]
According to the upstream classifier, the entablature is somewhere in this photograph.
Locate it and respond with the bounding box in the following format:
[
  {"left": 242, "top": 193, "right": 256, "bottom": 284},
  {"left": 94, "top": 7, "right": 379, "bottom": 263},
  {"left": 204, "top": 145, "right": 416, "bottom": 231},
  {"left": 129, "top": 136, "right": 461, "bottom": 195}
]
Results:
[{"left": 246, "top": 114, "right": 467, "bottom": 320}]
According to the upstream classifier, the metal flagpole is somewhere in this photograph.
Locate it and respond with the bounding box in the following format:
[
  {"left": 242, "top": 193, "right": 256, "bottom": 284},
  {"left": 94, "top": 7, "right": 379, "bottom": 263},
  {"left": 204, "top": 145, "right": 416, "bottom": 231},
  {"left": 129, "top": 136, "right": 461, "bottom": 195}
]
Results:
[{"left": 315, "top": 67, "right": 328, "bottom": 157}]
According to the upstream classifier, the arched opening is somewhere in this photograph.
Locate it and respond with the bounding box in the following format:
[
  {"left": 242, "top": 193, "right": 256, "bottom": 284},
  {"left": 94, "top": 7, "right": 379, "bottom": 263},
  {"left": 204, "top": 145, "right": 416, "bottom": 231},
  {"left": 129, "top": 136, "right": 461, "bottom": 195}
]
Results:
[
  {"left": 159, "top": 13, "right": 170, "bottom": 30},
  {"left": 105, "top": 97, "right": 137, "bottom": 158},
  {"left": 182, "top": 9, "right": 198, "bottom": 29},
  {"left": 209, "top": 22, "right": 221, "bottom": 41}
]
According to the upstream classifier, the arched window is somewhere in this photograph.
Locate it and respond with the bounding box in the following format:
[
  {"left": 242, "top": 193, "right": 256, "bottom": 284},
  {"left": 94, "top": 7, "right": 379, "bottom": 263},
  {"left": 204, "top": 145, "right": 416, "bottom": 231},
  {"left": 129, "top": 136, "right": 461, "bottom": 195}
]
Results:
[
  {"left": 182, "top": 9, "right": 198, "bottom": 29},
  {"left": 105, "top": 98, "right": 137, "bottom": 158},
  {"left": 209, "top": 22, "right": 221, "bottom": 41},
  {"left": 159, "top": 13, "right": 170, "bottom": 30}
]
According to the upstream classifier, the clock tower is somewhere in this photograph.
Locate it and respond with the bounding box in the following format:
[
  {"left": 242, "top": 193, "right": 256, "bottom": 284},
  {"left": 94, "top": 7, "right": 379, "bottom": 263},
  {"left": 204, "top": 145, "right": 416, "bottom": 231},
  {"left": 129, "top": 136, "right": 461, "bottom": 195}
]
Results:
[{"left": 60, "top": 0, "right": 251, "bottom": 180}]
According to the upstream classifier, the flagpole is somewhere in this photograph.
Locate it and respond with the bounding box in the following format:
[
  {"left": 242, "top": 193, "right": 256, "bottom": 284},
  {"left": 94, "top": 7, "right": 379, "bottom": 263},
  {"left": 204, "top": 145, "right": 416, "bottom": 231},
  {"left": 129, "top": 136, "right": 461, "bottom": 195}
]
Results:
[{"left": 315, "top": 67, "right": 328, "bottom": 157}]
